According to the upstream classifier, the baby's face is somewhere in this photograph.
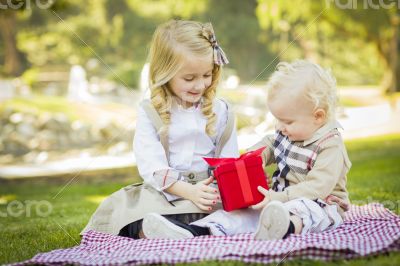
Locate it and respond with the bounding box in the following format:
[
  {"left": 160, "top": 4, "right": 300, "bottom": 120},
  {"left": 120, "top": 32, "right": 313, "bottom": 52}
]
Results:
[{"left": 268, "top": 93, "right": 325, "bottom": 142}]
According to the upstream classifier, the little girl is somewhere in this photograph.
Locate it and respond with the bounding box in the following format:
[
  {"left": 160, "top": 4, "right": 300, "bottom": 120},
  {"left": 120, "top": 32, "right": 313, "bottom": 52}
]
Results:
[
  {"left": 150, "top": 60, "right": 351, "bottom": 240},
  {"left": 81, "top": 20, "right": 238, "bottom": 239}
]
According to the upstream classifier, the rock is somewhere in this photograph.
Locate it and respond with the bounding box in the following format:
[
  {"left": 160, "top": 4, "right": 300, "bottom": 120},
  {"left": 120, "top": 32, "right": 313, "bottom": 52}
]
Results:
[
  {"left": 3, "top": 133, "right": 30, "bottom": 156},
  {"left": 9, "top": 112, "right": 23, "bottom": 124},
  {"left": 35, "top": 151, "right": 49, "bottom": 164},
  {"left": 22, "top": 151, "right": 48, "bottom": 164},
  {"left": 36, "top": 129, "right": 58, "bottom": 150},
  {"left": 40, "top": 113, "right": 71, "bottom": 133},
  {"left": 71, "top": 120, "right": 84, "bottom": 130},
  {"left": 37, "top": 112, "right": 52, "bottom": 129},
  {"left": 71, "top": 123, "right": 92, "bottom": 146},
  {"left": 16, "top": 122, "right": 36, "bottom": 138},
  {"left": 92, "top": 120, "right": 116, "bottom": 142},
  {"left": 22, "top": 151, "right": 39, "bottom": 163},
  {"left": 0, "top": 106, "right": 134, "bottom": 160},
  {"left": 58, "top": 133, "right": 71, "bottom": 148},
  {"left": 2, "top": 124, "right": 15, "bottom": 136},
  {"left": 28, "top": 138, "right": 39, "bottom": 150}
]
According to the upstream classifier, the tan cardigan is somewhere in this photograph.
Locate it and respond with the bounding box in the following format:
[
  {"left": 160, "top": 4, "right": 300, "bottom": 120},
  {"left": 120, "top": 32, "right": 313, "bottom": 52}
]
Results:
[{"left": 248, "top": 120, "right": 351, "bottom": 216}]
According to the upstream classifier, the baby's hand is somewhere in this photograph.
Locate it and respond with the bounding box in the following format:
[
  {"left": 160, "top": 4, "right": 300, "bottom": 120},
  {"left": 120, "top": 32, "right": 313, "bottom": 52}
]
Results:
[
  {"left": 325, "top": 194, "right": 349, "bottom": 211},
  {"left": 189, "top": 176, "right": 219, "bottom": 211},
  {"left": 250, "top": 186, "right": 270, "bottom": 210}
]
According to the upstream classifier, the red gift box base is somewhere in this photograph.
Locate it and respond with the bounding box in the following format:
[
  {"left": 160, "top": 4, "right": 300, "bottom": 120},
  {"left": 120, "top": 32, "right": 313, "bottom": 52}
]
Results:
[{"left": 205, "top": 147, "right": 269, "bottom": 212}]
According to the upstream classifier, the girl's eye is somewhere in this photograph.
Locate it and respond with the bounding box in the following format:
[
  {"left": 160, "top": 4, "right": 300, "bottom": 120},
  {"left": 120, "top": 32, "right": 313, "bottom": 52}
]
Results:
[
  {"left": 204, "top": 74, "right": 212, "bottom": 78},
  {"left": 184, "top": 77, "right": 194, "bottom": 81}
]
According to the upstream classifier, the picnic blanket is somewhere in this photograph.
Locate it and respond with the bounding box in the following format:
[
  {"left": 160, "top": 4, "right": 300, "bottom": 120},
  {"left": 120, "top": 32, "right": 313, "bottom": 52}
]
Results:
[{"left": 16, "top": 203, "right": 400, "bottom": 265}]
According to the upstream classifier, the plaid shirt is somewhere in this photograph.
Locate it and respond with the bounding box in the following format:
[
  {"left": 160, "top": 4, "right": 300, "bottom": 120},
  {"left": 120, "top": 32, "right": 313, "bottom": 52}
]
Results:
[
  {"left": 272, "top": 129, "right": 340, "bottom": 192},
  {"left": 248, "top": 120, "right": 351, "bottom": 214}
]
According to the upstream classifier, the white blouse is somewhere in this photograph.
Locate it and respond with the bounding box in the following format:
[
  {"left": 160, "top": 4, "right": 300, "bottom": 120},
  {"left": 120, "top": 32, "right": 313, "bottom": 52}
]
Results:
[{"left": 133, "top": 98, "right": 239, "bottom": 200}]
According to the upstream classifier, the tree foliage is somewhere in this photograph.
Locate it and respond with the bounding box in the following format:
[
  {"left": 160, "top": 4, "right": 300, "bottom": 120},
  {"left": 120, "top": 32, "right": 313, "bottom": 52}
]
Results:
[
  {"left": 256, "top": 0, "right": 399, "bottom": 92},
  {"left": 0, "top": 0, "right": 397, "bottom": 91}
]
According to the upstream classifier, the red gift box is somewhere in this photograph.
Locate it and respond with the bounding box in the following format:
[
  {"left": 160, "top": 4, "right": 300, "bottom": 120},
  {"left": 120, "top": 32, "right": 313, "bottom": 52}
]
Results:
[{"left": 203, "top": 147, "right": 269, "bottom": 212}]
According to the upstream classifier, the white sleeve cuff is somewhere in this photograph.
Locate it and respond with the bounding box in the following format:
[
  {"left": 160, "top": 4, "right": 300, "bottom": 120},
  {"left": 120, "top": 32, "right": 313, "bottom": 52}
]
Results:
[
  {"left": 162, "top": 191, "right": 182, "bottom": 202},
  {"left": 153, "top": 169, "right": 185, "bottom": 202}
]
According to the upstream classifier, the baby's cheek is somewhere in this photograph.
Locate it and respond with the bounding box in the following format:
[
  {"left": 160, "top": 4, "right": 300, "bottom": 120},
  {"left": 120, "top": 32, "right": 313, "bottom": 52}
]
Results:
[
  {"left": 290, "top": 127, "right": 302, "bottom": 138},
  {"left": 300, "top": 128, "right": 313, "bottom": 139}
]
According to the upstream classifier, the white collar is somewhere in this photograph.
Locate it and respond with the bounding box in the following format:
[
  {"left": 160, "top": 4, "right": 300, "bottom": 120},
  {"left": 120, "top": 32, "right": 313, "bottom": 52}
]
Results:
[{"left": 171, "top": 97, "right": 203, "bottom": 112}]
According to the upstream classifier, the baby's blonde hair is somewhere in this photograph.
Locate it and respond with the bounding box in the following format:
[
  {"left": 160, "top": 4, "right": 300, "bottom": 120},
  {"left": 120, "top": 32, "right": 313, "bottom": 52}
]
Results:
[
  {"left": 267, "top": 60, "right": 337, "bottom": 120},
  {"left": 148, "top": 20, "right": 221, "bottom": 136}
]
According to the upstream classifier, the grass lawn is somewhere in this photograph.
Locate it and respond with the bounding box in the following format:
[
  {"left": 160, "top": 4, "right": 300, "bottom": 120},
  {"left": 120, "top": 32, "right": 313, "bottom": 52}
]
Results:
[
  {"left": 0, "top": 95, "right": 136, "bottom": 125},
  {"left": 1, "top": 134, "right": 399, "bottom": 265}
]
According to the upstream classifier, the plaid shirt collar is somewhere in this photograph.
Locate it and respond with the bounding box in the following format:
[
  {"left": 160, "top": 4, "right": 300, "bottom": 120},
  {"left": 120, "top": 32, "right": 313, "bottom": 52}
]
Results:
[{"left": 302, "top": 119, "right": 343, "bottom": 146}]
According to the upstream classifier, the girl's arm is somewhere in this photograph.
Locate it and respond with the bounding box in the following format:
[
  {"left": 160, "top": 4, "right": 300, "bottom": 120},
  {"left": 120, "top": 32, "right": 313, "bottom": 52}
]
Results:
[
  {"left": 134, "top": 104, "right": 219, "bottom": 210},
  {"left": 134, "top": 105, "right": 183, "bottom": 200},
  {"left": 165, "top": 177, "right": 219, "bottom": 211}
]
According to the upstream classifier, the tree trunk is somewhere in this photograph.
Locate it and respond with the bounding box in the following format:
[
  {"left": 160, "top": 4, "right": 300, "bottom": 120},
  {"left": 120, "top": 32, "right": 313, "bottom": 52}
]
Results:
[
  {"left": 0, "top": 11, "right": 22, "bottom": 76},
  {"left": 381, "top": 14, "right": 399, "bottom": 94},
  {"left": 397, "top": 42, "right": 400, "bottom": 93},
  {"left": 392, "top": 15, "right": 399, "bottom": 93}
]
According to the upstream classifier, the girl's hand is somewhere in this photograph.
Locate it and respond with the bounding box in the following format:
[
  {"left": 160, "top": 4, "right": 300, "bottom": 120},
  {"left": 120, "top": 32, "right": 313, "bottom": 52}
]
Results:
[
  {"left": 250, "top": 186, "right": 270, "bottom": 210},
  {"left": 189, "top": 176, "right": 219, "bottom": 211}
]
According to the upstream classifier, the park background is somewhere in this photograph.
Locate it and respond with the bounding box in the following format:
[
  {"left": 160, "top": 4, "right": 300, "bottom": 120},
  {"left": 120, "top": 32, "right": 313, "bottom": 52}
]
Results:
[{"left": 0, "top": 0, "right": 399, "bottom": 265}]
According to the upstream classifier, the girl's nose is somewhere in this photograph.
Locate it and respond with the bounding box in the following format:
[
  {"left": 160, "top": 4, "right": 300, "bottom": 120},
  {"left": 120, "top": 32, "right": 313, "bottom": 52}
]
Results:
[{"left": 194, "top": 80, "right": 206, "bottom": 90}]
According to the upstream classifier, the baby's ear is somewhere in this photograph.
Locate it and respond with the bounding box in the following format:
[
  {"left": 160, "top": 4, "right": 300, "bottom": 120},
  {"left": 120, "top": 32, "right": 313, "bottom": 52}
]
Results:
[{"left": 314, "top": 108, "right": 326, "bottom": 124}]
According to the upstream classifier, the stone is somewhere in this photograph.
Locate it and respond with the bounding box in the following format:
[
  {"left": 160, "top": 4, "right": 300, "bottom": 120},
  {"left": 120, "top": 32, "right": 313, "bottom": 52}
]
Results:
[
  {"left": 16, "top": 122, "right": 36, "bottom": 138},
  {"left": 9, "top": 112, "right": 23, "bottom": 124}
]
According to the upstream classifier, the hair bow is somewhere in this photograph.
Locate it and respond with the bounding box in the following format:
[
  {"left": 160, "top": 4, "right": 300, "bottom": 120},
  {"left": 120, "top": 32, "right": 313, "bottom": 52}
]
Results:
[{"left": 208, "top": 34, "right": 229, "bottom": 66}]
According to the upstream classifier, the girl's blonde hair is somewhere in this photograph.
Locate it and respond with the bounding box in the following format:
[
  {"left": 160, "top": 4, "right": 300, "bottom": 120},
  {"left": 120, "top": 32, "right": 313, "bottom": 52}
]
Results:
[
  {"left": 267, "top": 60, "right": 337, "bottom": 120},
  {"left": 148, "top": 20, "right": 222, "bottom": 136}
]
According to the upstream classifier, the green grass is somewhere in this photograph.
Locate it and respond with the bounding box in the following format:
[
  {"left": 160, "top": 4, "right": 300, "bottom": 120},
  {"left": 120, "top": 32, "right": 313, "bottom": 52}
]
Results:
[
  {"left": 1, "top": 134, "right": 400, "bottom": 265},
  {"left": 0, "top": 95, "right": 135, "bottom": 124},
  {"left": 338, "top": 97, "right": 370, "bottom": 107},
  {"left": 0, "top": 95, "right": 81, "bottom": 121}
]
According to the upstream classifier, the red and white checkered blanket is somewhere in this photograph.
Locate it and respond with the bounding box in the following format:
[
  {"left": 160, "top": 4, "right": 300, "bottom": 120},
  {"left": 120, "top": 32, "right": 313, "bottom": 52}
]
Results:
[{"left": 17, "top": 203, "right": 400, "bottom": 265}]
